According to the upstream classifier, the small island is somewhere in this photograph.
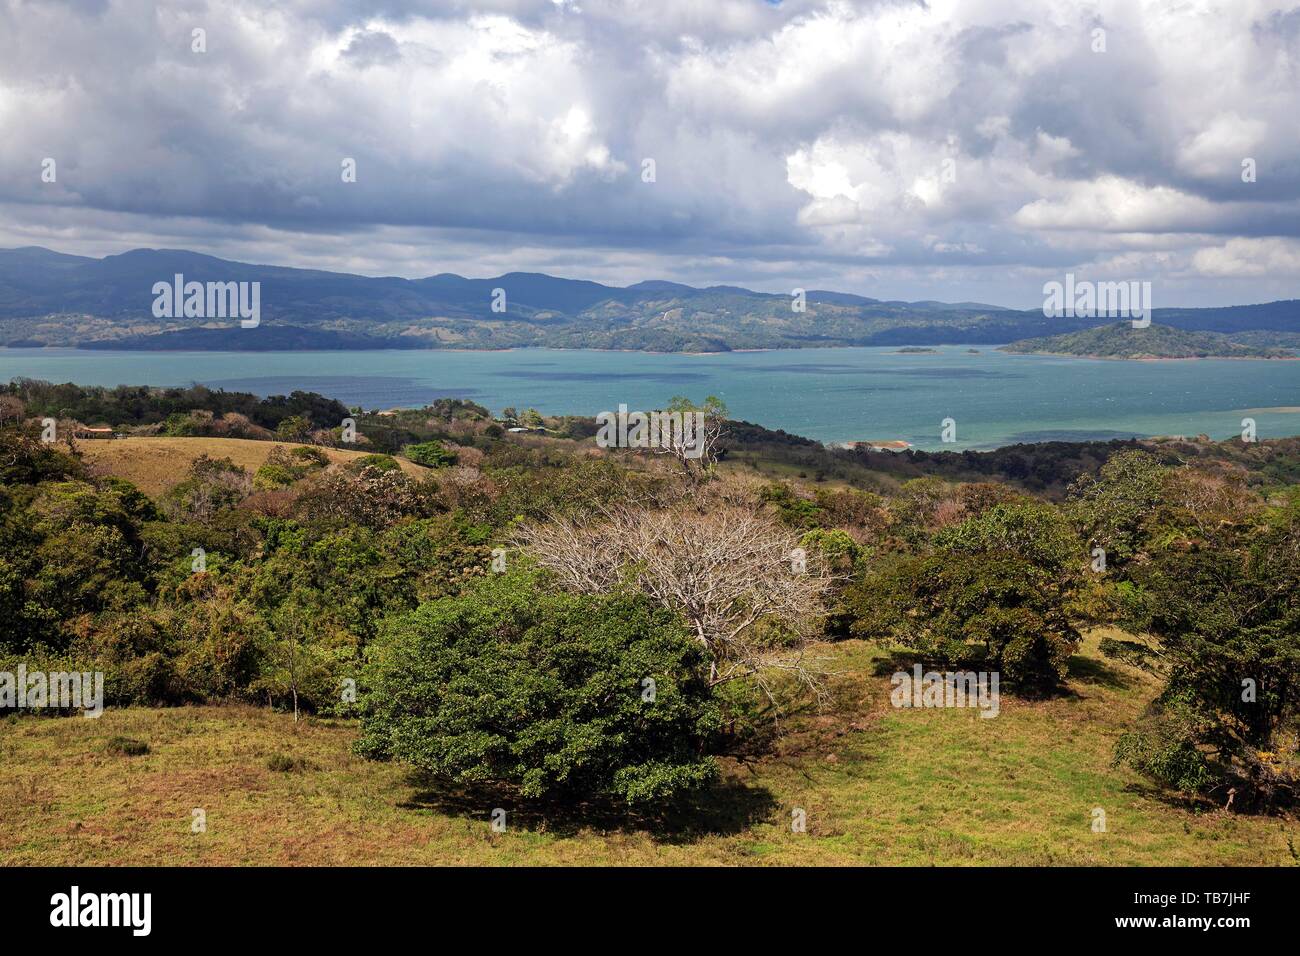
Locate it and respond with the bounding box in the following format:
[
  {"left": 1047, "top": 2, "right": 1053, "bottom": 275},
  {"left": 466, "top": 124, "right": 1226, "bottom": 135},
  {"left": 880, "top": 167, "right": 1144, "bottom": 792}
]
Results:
[
  {"left": 999, "top": 322, "right": 1295, "bottom": 360},
  {"left": 895, "top": 346, "right": 939, "bottom": 354}
]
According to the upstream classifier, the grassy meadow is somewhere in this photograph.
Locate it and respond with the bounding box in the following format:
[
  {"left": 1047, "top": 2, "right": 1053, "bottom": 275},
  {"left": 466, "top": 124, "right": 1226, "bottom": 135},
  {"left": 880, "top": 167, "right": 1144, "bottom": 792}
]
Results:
[
  {"left": 4, "top": 631, "right": 1296, "bottom": 867},
  {"left": 77, "top": 436, "right": 429, "bottom": 495}
]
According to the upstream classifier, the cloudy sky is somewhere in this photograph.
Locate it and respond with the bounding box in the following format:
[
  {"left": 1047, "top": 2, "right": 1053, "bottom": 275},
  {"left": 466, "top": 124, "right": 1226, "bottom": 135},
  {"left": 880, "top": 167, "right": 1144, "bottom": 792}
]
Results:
[{"left": 2, "top": 0, "right": 1299, "bottom": 306}]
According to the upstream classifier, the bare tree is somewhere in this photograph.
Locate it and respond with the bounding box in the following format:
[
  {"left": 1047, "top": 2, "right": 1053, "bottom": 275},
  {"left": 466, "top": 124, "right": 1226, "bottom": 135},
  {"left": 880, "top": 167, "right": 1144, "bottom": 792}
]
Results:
[
  {"left": 0, "top": 394, "right": 25, "bottom": 425},
  {"left": 512, "top": 497, "right": 833, "bottom": 701},
  {"left": 653, "top": 395, "right": 728, "bottom": 477}
]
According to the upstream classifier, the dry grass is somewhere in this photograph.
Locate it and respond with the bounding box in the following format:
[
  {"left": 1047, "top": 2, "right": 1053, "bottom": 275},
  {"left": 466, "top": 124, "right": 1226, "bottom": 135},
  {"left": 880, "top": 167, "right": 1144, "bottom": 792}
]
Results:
[
  {"left": 2, "top": 632, "right": 1296, "bottom": 866},
  {"left": 77, "top": 436, "right": 429, "bottom": 495}
]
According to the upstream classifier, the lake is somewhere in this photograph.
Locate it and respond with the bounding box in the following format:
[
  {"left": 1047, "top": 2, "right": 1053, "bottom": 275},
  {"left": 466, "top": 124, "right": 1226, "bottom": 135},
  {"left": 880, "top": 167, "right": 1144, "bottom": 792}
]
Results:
[{"left": 2, "top": 346, "right": 1297, "bottom": 451}]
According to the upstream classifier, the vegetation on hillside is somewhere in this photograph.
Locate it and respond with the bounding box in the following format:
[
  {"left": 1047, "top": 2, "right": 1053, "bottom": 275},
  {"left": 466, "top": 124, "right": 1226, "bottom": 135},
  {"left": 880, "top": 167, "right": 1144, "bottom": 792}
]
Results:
[
  {"left": 1001, "top": 322, "right": 1294, "bottom": 359},
  {"left": 2, "top": 377, "right": 1298, "bottom": 851},
  {"left": 3, "top": 247, "right": 1299, "bottom": 352}
]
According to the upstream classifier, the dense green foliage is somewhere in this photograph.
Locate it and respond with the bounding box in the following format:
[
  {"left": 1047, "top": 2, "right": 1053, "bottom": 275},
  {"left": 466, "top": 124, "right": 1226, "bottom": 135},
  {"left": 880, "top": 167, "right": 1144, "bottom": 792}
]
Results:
[
  {"left": 1110, "top": 481, "right": 1300, "bottom": 809},
  {"left": 401, "top": 440, "right": 457, "bottom": 468},
  {"left": 355, "top": 572, "right": 720, "bottom": 806},
  {"left": 2, "top": 379, "right": 349, "bottom": 432},
  {"left": 846, "top": 503, "right": 1086, "bottom": 691}
]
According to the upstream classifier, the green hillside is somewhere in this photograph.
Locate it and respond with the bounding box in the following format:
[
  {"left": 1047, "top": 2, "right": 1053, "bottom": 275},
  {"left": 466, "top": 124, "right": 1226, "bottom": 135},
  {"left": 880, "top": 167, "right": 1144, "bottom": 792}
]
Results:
[
  {"left": 1001, "top": 322, "right": 1295, "bottom": 359},
  {"left": 3, "top": 247, "right": 1300, "bottom": 352}
]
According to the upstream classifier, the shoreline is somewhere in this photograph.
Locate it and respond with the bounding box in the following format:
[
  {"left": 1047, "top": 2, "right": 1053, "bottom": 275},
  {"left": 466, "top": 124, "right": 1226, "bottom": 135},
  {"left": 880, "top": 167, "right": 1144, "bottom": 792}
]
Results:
[
  {"left": 999, "top": 348, "right": 1298, "bottom": 362},
  {"left": 5, "top": 338, "right": 1295, "bottom": 359},
  {"left": 3, "top": 343, "right": 965, "bottom": 356}
]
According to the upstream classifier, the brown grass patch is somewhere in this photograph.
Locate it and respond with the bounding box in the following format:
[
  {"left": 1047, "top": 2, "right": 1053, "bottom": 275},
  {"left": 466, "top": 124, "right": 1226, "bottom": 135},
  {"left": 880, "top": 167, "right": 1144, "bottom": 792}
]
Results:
[{"left": 79, "top": 436, "right": 429, "bottom": 495}]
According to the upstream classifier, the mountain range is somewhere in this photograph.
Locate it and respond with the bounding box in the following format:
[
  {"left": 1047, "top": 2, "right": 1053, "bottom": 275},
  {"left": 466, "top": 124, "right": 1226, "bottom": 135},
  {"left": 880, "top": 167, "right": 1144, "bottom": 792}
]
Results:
[{"left": 1, "top": 246, "right": 1298, "bottom": 352}]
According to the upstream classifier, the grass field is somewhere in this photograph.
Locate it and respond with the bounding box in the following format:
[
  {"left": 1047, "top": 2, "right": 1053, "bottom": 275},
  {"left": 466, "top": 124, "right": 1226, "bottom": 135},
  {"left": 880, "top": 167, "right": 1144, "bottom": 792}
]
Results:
[
  {"left": 3, "top": 631, "right": 1296, "bottom": 866},
  {"left": 77, "top": 436, "right": 429, "bottom": 495}
]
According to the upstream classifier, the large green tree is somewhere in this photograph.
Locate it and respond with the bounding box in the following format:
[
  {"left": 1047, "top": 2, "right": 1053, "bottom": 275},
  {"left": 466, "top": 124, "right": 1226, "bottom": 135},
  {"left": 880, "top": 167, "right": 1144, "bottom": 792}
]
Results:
[
  {"left": 356, "top": 571, "right": 720, "bottom": 807},
  {"left": 1114, "top": 492, "right": 1300, "bottom": 810},
  {"left": 846, "top": 502, "right": 1086, "bottom": 692}
]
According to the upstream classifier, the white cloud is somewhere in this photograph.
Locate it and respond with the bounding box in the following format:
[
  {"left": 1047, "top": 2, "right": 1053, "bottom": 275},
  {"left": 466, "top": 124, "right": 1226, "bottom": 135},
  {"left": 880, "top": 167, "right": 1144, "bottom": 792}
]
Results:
[
  {"left": 0, "top": 0, "right": 1296, "bottom": 304},
  {"left": 1014, "top": 177, "right": 1222, "bottom": 232},
  {"left": 1193, "top": 237, "right": 1300, "bottom": 277},
  {"left": 1178, "top": 113, "right": 1269, "bottom": 179}
]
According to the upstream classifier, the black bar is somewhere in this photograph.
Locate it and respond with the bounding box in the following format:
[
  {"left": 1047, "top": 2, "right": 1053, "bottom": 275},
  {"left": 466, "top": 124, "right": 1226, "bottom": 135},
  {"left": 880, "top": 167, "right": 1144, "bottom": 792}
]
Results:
[{"left": 1, "top": 866, "right": 1282, "bottom": 941}]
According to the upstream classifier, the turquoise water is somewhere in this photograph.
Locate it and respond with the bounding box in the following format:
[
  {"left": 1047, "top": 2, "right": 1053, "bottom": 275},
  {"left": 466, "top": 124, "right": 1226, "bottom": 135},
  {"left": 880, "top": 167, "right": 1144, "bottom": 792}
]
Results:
[{"left": 1, "top": 346, "right": 1297, "bottom": 451}]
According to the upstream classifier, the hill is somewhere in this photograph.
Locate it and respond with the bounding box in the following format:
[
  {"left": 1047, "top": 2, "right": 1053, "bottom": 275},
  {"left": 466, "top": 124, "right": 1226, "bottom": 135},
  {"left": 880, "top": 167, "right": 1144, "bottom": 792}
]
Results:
[
  {"left": 1, "top": 246, "right": 1298, "bottom": 352},
  {"left": 1000, "top": 322, "right": 1296, "bottom": 360},
  {"left": 79, "top": 436, "right": 429, "bottom": 495}
]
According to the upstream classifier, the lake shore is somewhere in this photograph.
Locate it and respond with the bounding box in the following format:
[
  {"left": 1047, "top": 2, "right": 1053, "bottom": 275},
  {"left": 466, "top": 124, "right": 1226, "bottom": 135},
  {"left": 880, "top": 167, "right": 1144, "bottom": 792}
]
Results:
[{"left": 999, "top": 349, "right": 1299, "bottom": 362}]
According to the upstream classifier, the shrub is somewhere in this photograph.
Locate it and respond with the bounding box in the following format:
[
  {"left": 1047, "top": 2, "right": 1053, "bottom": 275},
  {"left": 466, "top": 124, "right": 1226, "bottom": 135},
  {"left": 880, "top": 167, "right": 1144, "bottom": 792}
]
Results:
[
  {"left": 848, "top": 550, "right": 1080, "bottom": 692},
  {"left": 253, "top": 463, "right": 297, "bottom": 491},
  {"left": 356, "top": 572, "right": 720, "bottom": 807},
  {"left": 290, "top": 446, "right": 330, "bottom": 468},
  {"left": 160, "top": 412, "right": 202, "bottom": 437},
  {"left": 346, "top": 454, "right": 400, "bottom": 473},
  {"left": 253, "top": 446, "right": 329, "bottom": 491},
  {"left": 402, "top": 440, "right": 457, "bottom": 469},
  {"left": 1113, "top": 687, "right": 1213, "bottom": 795}
]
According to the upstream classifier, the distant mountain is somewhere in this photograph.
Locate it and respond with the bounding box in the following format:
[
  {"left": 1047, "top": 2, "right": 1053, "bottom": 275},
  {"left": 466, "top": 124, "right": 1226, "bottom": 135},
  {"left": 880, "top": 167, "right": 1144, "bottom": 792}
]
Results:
[
  {"left": 1, "top": 246, "right": 1297, "bottom": 352},
  {"left": 1000, "top": 322, "right": 1296, "bottom": 359}
]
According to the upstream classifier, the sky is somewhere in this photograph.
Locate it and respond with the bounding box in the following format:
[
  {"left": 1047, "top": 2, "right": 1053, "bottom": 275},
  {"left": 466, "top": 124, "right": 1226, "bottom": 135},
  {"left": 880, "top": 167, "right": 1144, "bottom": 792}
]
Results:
[{"left": 1, "top": 0, "right": 1299, "bottom": 308}]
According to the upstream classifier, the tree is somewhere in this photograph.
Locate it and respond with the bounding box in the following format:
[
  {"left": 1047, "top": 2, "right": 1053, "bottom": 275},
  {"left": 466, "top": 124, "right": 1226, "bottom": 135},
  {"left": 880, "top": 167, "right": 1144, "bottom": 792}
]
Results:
[
  {"left": 519, "top": 408, "right": 545, "bottom": 429},
  {"left": 1068, "top": 450, "right": 1167, "bottom": 567},
  {"left": 294, "top": 466, "right": 438, "bottom": 529},
  {"left": 1113, "top": 492, "right": 1300, "bottom": 810},
  {"left": 846, "top": 502, "right": 1086, "bottom": 692},
  {"left": 161, "top": 456, "right": 251, "bottom": 522},
  {"left": 253, "top": 604, "right": 352, "bottom": 721},
  {"left": 660, "top": 395, "right": 727, "bottom": 476},
  {"left": 0, "top": 394, "right": 24, "bottom": 424},
  {"left": 275, "top": 415, "right": 312, "bottom": 442},
  {"left": 513, "top": 498, "right": 831, "bottom": 698},
  {"left": 0, "top": 423, "right": 83, "bottom": 485},
  {"left": 355, "top": 571, "right": 720, "bottom": 807}
]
